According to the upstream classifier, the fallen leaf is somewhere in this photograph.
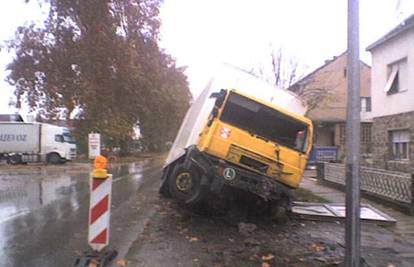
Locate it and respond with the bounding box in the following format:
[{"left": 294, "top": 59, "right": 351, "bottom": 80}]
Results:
[
  {"left": 116, "top": 259, "right": 128, "bottom": 266},
  {"left": 249, "top": 255, "right": 257, "bottom": 261},
  {"left": 311, "top": 243, "right": 324, "bottom": 252},
  {"left": 261, "top": 254, "right": 275, "bottom": 261},
  {"left": 315, "top": 257, "right": 327, "bottom": 263},
  {"left": 189, "top": 237, "right": 199, "bottom": 242}
]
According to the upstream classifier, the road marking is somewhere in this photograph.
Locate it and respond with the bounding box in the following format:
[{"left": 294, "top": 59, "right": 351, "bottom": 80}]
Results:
[{"left": 0, "top": 209, "right": 30, "bottom": 224}]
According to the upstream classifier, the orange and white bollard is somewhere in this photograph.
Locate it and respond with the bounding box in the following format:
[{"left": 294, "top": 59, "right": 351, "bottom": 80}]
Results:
[
  {"left": 73, "top": 157, "right": 117, "bottom": 267},
  {"left": 88, "top": 172, "right": 113, "bottom": 251}
]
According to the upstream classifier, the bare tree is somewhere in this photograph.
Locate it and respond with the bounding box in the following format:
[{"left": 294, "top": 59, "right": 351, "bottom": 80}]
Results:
[
  {"left": 250, "top": 47, "right": 304, "bottom": 89},
  {"left": 269, "top": 48, "right": 303, "bottom": 89},
  {"left": 289, "top": 70, "right": 339, "bottom": 115},
  {"left": 250, "top": 47, "right": 337, "bottom": 114}
]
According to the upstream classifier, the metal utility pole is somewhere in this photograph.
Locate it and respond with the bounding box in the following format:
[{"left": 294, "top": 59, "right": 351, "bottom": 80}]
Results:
[{"left": 346, "top": 0, "right": 361, "bottom": 266}]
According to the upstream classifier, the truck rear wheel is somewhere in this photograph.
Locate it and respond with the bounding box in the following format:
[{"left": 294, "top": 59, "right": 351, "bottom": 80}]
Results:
[
  {"left": 47, "top": 153, "right": 61, "bottom": 165},
  {"left": 168, "top": 164, "right": 201, "bottom": 203},
  {"left": 8, "top": 154, "right": 22, "bottom": 165}
]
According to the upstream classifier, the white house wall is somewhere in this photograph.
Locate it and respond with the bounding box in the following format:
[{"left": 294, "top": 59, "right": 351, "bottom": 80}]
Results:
[{"left": 370, "top": 27, "right": 414, "bottom": 118}]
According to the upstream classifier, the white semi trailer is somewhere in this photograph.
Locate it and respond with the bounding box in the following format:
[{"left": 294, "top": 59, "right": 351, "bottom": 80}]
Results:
[{"left": 0, "top": 122, "right": 76, "bottom": 164}]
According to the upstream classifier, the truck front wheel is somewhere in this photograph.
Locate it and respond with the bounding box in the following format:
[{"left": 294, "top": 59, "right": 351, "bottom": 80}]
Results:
[
  {"left": 47, "top": 153, "right": 61, "bottom": 165},
  {"left": 168, "top": 164, "right": 201, "bottom": 203}
]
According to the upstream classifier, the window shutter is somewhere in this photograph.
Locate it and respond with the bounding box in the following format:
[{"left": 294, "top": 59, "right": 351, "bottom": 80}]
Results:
[
  {"left": 392, "top": 130, "right": 409, "bottom": 142},
  {"left": 384, "top": 69, "right": 398, "bottom": 93}
]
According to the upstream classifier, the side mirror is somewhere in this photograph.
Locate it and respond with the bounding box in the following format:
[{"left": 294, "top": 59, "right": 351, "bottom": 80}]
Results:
[
  {"left": 209, "top": 92, "right": 221, "bottom": 99},
  {"left": 207, "top": 107, "right": 219, "bottom": 127},
  {"left": 209, "top": 89, "right": 226, "bottom": 108},
  {"left": 295, "top": 130, "right": 306, "bottom": 151}
]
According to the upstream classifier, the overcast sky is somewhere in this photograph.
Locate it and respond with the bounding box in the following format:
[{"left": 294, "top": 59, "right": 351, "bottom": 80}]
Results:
[{"left": 1, "top": 0, "right": 414, "bottom": 116}]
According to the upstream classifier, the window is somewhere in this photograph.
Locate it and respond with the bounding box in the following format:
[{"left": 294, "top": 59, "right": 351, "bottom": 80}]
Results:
[
  {"left": 339, "top": 123, "right": 371, "bottom": 145},
  {"left": 385, "top": 58, "right": 407, "bottom": 95},
  {"left": 361, "top": 124, "right": 372, "bottom": 143},
  {"left": 360, "top": 97, "right": 371, "bottom": 112},
  {"left": 390, "top": 130, "right": 410, "bottom": 160},
  {"left": 55, "top": 134, "right": 63, "bottom": 142},
  {"left": 339, "top": 123, "right": 345, "bottom": 145}
]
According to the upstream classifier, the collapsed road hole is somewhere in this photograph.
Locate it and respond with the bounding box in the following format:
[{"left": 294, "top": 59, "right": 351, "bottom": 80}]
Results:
[{"left": 172, "top": 187, "right": 289, "bottom": 224}]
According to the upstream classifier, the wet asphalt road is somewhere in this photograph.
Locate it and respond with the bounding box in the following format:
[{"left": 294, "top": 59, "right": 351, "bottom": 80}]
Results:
[{"left": 0, "top": 158, "right": 163, "bottom": 267}]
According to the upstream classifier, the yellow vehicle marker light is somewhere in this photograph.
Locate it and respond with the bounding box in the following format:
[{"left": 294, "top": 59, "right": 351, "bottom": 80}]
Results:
[{"left": 92, "top": 168, "right": 108, "bottom": 179}]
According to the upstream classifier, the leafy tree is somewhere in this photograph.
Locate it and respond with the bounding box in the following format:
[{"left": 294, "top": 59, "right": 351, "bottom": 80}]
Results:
[{"left": 5, "top": 0, "right": 191, "bottom": 154}]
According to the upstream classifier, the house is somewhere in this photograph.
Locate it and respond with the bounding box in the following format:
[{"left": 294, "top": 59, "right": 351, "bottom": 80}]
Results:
[
  {"left": 366, "top": 14, "right": 414, "bottom": 172},
  {"left": 289, "top": 52, "right": 372, "bottom": 161}
]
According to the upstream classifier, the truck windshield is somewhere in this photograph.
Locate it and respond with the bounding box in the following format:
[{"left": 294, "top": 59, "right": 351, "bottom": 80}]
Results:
[
  {"left": 63, "top": 132, "right": 76, "bottom": 144},
  {"left": 220, "top": 92, "right": 309, "bottom": 152}
]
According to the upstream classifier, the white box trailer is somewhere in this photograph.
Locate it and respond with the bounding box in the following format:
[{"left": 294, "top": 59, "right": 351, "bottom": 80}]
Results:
[{"left": 0, "top": 122, "right": 77, "bottom": 164}]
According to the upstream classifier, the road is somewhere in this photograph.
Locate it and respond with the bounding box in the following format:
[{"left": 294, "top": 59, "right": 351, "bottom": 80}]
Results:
[
  {"left": 0, "top": 156, "right": 410, "bottom": 267},
  {"left": 0, "top": 158, "right": 163, "bottom": 267}
]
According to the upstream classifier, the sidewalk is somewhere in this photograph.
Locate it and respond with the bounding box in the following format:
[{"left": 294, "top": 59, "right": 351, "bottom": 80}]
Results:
[{"left": 300, "top": 170, "right": 414, "bottom": 264}]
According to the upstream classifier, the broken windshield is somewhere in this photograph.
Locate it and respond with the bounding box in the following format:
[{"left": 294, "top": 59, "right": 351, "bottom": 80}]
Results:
[{"left": 220, "top": 92, "right": 309, "bottom": 152}]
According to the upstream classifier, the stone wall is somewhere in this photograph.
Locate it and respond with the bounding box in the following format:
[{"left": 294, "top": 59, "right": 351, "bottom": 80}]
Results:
[{"left": 372, "top": 111, "right": 414, "bottom": 172}]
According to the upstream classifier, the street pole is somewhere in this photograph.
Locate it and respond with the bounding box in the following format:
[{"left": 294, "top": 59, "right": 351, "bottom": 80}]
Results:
[{"left": 346, "top": 0, "right": 361, "bottom": 266}]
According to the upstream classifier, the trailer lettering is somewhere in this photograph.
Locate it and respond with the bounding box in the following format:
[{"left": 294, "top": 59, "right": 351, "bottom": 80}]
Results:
[
  {"left": 0, "top": 134, "right": 28, "bottom": 142},
  {"left": 16, "top": 135, "right": 27, "bottom": 141}
]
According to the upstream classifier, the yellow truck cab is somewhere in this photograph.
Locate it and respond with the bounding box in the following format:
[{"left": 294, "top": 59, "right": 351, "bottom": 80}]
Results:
[{"left": 160, "top": 86, "right": 313, "bottom": 210}]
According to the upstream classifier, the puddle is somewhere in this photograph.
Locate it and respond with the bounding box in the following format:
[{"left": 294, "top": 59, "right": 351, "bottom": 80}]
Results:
[{"left": 0, "top": 162, "right": 149, "bottom": 225}]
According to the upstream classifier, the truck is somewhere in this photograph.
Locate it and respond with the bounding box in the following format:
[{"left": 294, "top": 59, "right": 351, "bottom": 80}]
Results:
[
  {"left": 0, "top": 122, "right": 77, "bottom": 164},
  {"left": 160, "top": 75, "right": 313, "bottom": 212}
]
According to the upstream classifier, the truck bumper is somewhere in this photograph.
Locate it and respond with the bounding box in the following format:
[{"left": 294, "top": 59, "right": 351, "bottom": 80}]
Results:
[{"left": 180, "top": 146, "right": 294, "bottom": 203}]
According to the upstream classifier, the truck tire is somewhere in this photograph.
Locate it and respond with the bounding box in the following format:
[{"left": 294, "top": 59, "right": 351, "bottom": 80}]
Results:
[
  {"left": 8, "top": 154, "right": 22, "bottom": 165},
  {"left": 47, "top": 153, "right": 61, "bottom": 165},
  {"left": 168, "top": 164, "right": 202, "bottom": 204}
]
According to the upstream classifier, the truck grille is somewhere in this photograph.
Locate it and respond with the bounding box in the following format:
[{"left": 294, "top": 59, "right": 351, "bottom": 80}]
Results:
[
  {"left": 239, "top": 155, "right": 269, "bottom": 173},
  {"left": 70, "top": 148, "right": 77, "bottom": 159},
  {"left": 227, "top": 145, "right": 272, "bottom": 174}
]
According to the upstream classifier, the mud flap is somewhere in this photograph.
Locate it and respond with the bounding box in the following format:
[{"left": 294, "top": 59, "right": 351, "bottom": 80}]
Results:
[{"left": 73, "top": 249, "right": 118, "bottom": 267}]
